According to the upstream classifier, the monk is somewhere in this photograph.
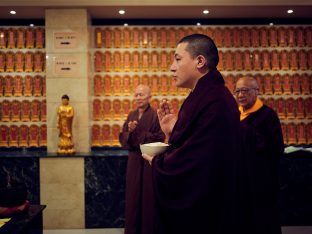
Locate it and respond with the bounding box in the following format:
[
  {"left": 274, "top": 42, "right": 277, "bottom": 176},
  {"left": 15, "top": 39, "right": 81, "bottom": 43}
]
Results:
[
  {"left": 235, "top": 77, "right": 284, "bottom": 234},
  {"left": 142, "top": 34, "right": 242, "bottom": 234},
  {"left": 119, "top": 85, "right": 165, "bottom": 234}
]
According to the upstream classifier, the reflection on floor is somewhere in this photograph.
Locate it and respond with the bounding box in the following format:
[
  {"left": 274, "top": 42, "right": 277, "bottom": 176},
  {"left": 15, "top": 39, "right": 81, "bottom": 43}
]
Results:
[
  {"left": 44, "top": 227, "right": 312, "bottom": 234},
  {"left": 282, "top": 226, "right": 312, "bottom": 234},
  {"left": 44, "top": 229, "right": 124, "bottom": 234}
]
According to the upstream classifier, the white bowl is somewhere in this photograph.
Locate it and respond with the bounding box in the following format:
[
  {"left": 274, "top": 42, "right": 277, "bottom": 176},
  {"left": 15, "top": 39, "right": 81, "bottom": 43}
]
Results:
[{"left": 140, "top": 142, "right": 169, "bottom": 157}]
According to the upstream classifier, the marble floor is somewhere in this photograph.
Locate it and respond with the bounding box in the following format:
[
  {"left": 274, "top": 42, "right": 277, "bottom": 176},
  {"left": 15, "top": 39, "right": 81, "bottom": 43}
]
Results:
[
  {"left": 44, "top": 229, "right": 124, "bottom": 234},
  {"left": 43, "top": 227, "right": 312, "bottom": 234}
]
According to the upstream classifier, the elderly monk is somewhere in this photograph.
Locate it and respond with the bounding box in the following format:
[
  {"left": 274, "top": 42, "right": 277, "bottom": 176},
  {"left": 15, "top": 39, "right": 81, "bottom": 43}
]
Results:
[
  {"left": 235, "top": 77, "right": 284, "bottom": 234},
  {"left": 119, "top": 84, "right": 165, "bottom": 234},
  {"left": 142, "top": 34, "right": 242, "bottom": 234}
]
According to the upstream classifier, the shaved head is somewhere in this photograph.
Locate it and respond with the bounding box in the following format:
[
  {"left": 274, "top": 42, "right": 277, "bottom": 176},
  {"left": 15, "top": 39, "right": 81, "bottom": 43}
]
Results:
[
  {"left": 134, "top": 84, "right": 151, "bottom": 110},
  {"left": 135, "top": 84, "right": 151, "bottom": 96}
]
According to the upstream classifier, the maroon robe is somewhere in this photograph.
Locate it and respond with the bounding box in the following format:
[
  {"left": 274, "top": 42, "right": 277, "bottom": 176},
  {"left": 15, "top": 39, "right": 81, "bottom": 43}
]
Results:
[
  {"left": 119, "top": 105, "right": 165, "bottom": 234},
  {"left": 240, "top": 105, "right": 284, "bottom": 234},
  {"left": 152, "top": 68, "right": 241, "bottom": 234}
]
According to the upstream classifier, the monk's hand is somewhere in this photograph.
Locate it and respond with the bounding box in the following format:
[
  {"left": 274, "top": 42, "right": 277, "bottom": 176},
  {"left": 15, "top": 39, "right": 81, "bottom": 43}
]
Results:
[
  {"left": 142, "top": 153, "right": 153, "bottom": 165},
  {"left": 128, "top": 120, "right": 138, "bottom": 132},
  {"left": 157, "top": 100, "right": 177, "bottom": 139}
]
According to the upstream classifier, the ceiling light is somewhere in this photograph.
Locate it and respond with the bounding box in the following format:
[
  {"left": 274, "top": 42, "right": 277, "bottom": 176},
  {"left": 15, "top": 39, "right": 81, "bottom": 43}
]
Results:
[
  {"left": 119, "top": 10, "right": 125, "bottom": 15},
  {"left": 197, "top": 22, "right": 201, "bottom": 26},
  {"left": 10, "top": 10, "right": 16, "bottom": 15},
  {"left": 287, "top": 9, "right": 293, "bottom": 14},
  {"left": 269, "top": 22, "right": 274, "bottom": 26},
  {"left": 30, "top": 24, "right": 34, "bottom": 27},
  {"left": 203, "top": 10, "right": 209, "bottom": 14},
  {"left": 124, "top": 23, "right": 128, "bottom": 27}
]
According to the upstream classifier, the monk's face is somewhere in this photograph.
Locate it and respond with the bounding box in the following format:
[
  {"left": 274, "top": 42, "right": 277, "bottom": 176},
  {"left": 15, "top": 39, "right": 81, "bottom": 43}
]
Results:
[
  {"left": 235, "top": 79, "right": 258, "bottom": 110},
  {"left": 134, "top": 85, "right": 151, "bottom": 109},
  {"left": 170, "top": 42, "right": 198, "bottom": 89}
]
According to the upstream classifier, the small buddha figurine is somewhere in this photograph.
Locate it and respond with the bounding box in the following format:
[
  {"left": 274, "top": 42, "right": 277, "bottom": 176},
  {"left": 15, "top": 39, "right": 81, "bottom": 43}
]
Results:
[{"left": 57, "top": 95, "right": 75, "bottom": 154}]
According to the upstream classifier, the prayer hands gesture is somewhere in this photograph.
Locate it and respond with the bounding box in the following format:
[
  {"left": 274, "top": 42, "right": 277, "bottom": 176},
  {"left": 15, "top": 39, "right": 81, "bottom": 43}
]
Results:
[
  {"left": 157, "top": 99, "right": 177, "bottom": 139},
  {"left": 128, "top": 120, "right": 138, "bottom": 132}
]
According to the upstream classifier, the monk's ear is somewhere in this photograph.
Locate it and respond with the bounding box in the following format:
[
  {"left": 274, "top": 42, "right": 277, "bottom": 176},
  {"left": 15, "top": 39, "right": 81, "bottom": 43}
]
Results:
[{"left": 196, "top": 55, "right": 206, "bottom": 69}]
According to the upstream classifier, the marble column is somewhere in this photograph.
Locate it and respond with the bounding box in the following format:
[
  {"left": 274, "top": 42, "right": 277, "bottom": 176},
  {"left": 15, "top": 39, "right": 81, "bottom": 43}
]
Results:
[
  {"left": 41, "top": 9, "right": 90, "bottom": 229},
  {"left": 45, "top": 9, "right": 91, "bottom": 153}
]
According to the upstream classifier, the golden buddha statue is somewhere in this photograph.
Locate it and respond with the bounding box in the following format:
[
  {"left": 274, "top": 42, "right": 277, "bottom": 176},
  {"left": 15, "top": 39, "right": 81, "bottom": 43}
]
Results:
[{"left": 57, "top": 95, "right": 75, "bottom": 154}]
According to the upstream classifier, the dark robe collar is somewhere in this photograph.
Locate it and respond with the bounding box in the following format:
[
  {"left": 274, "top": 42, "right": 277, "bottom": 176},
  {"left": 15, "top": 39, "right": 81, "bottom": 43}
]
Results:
[{"left": 191, "top": 67, "right": 225, "bottom": 95}]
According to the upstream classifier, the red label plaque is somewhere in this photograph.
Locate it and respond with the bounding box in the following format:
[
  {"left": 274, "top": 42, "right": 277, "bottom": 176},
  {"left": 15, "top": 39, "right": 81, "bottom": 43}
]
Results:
[
  {"left": 35, "top": 28, "right": 45, "bottom": 49},
  {"left": 92, "top": 124, "right": 101, "bottom": 147},
  {"left": 243, "top": 50, "right": 252, "bottom": 71},
  {"left": 112, "top": 124, "right": 121, "bottom": 146},
  {"left": 114, "top": 51, "right": 122, "bottom": 72},
  {"left": 34, "top": 51, "right": 43, "bottom": 72},
  {"left": 296, "top": 98, "right": 305, "bottom": 119},
  {"left": 234, "top": 50, "right": 243, "bottom": 71},
  {"left": 0, "top": 29, "right": 7, "bottom": 49},
  {"left": 269, "top": 28, "right": 278, "bottom": 47},
  {"left": 21, "top": 100, "right": 31, "bottom": 121},
  {"left": 123, "top": 75, "right": 131, "bottom": 95},
  {"left": 260, "top": 27, "right": 268, "bottom": 47},
  {"left": 94, "top": 75, "right": 102, "bottom": 96},
  {"left": 123, "top": 29, "right": 131, "bottom": 48},
  {"left": 224, "top": 28, "right": 232, "bottom": 47},
  {"left": 4, "top": 75, "right": 13, "bottom": 97},
  {"left": 132, "top": 28, "right": 140, "bottom": 48},
  {"left": 123, "top": 51, "right": 131, "bottom": 72},
  {"left": 94, "top": 51, "right": 103, "bottom": 72},
  {"left": 299, "top": 50, "right": 307, "bottom": 70},
  {"left": 41, "top": 100, "right": 46, "bottom": 122},
  {"left": 273, "top": 74, "right": 282, "bottom": 95},
  {"left": 0, "top": 125, "right": 9, "bottom": 147},
  {"left": 33, "top": 75, "right": 42, "bottom": 97},
  {"left": 9, "top": 125, "right": 19, "bottom": 147},
  {"left": 286, "top": 98, "right": 295, "bottom": 119},
  {"left": 113, "top": 99, "right": 122, "bottom": 120},
  {"left": 11, "top": 100, "right": 21, "bottom": 122},
  {"left": 132, "top": 51, "right": 140, "bottom": 72},
  {"left": 19, "top": 125, "right": 29, "bottom": 147},
  {"left": 31, "top": 100, "right": 40, "bottom": 122},
  {"left": 102, "top": 99, "right": 112, "bottom": 121},
  {"left": 29, "top": 125, "right": 39, "bottom": 147},
  {"left": 39, "top": 124, "right": 47, "bottom": 147},
  {"left": 151, "top": 51, "right": 159, "bottom": 72},
  {"left": 251, "top": 27, "right": 260, "bottom": 47},
  {"left": 287, "top": 27, "right": 295, "bottom": 47},
  {"left": 242, "top": 28, "right": 251, "bottom": 47},
  {"left": 0, "top": 52, "right": 5, "bottom": 72},
  {"left": 5, "top": 51, "right": 14, "bottom": 72},
  {"left": 7, "top": 28, "right": 16, "bottom": 49},
  {"left": 93, "top": 99, "right": 102, "bottom": 121},
  {"left": 142, "top": 28, "right": 149, "bottom": 48},
  {"left": 114, "top": 28, "right": 122, "bottom": 48},
  {"left": 224, "top": 51, "right": 233, "bottom": 71},
  {"left": 104, "top": 29, "right": 112, "bottom": 48},
  {"left": 103, "top": 75, "right": 112, "bottom": 96},
  {"left": 17, "top": 28, "right": 25, "bottom": 49},
  {"left": 282, "top": 74, "right": 291, "bottom": 95},
  {"left": 102, "top": 125, "right": 111, "bottom": 146},
  {"left": 26, "top": 28, "right": 35, "bottom": 49},
  {"left": 25, "top": 51, "right": 34, "bottom": 72},
  {"left": 13, "top": 75, "right": 23, "bottom": 97}
]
